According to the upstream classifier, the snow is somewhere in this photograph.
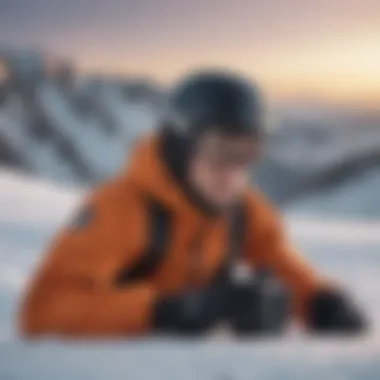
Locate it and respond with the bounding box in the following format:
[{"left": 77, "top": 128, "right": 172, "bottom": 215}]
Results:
[
  {"left": 0, "top": 95, "right": 79, "bottom": 182},
  {"left": 0, "top": 81, "right": 159, "bottom": 186},
  {"left": 0, "top": 170, "right": 379, "bottom": 379},
  {"left": 287, "top": 166, "right": 380, "bottom": 218},
  {"left": 37, "top": 83, "right": 157, "bottom": 179}
]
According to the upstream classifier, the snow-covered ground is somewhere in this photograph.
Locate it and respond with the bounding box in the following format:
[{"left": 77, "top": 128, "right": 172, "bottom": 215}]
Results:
[{"left": 0, "top": 170, "right": 379, "bottom": 380}]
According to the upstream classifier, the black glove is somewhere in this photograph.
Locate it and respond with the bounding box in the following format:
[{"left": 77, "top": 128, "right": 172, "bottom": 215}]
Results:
[
  {"left": 225, "top": 277, "right": 290, "bottom": 336},
  {"left": 153, "top": 287, "right": 225, "bottom": 336},
  {"left": 308, "top": 289, "right": 368, "bottom": 334}
]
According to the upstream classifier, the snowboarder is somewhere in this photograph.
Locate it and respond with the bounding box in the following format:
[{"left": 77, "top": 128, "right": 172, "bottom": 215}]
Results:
[{"left": 19, "top": 70, "right": 367, "bottom": 338}]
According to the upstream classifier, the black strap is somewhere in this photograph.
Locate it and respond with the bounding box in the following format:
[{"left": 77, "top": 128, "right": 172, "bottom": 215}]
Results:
[
  {"left": 212, "top": 202, "right": 247, "bottom": 285},
  {"left": 227, "top": 202, "right": 247, "bottom": 268},
  {"left": 212, "top": 201, "right": 273, "bottom": 286},
  {"left": 115, "top": 199, "right": 172, "bottom": 285},
  {"left": 115, "top": 198, "right": 248, "bottom": 286}
]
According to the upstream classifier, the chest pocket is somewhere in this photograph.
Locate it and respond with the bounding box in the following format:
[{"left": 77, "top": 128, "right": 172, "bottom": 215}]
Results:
[{"left": 115, "top": 199, "right": 246, "bottom": 286}]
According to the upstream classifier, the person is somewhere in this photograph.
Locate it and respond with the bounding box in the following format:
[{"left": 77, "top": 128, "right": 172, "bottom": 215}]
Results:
[{"left": 19, "top": 70, "right": 367, "bottom": 338}]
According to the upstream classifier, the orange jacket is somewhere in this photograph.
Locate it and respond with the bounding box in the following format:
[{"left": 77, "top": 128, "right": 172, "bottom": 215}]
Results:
[{"left": 19, "top": 136, "right": 324, "bottom": 337}]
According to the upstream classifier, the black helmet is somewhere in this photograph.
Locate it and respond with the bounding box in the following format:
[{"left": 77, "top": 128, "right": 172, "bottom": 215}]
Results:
[
  {"left": 163, "top": 69, "right": 266, "bottom": 140},
  {"left": 160, "top": 69, "right": 265, "bottom": 213}
]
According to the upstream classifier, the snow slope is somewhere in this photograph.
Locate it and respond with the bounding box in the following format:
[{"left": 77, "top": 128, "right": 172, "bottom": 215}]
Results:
[
  {"left": 0, "top": 81, "right": 158, "bottom": 185},
  {"left": 286, "top": 165, "right": 380, "bottom": 218},
  {"left": 0, "top": 170, "right": 379, "bottom": 380},
  {"left": 36, "top": 82, "right": 157, "bottom": 180}
]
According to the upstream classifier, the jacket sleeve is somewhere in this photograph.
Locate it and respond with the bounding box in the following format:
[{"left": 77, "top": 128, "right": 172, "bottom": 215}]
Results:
[
  {"left": 243, "top": 190, "right": 327, "bottom": 324},
  {"left": 19, "top": 180, "right": 157, "bottom": 338}
]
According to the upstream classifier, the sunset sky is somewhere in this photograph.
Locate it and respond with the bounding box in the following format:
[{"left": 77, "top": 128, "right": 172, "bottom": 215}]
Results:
[{"left": 1, "top": 0, "right": 379, "bottom": 105}]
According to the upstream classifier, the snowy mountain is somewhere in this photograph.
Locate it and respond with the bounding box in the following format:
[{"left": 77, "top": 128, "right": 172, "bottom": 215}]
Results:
[
  {"left": 0, "top": 80, "right": 160, "bottom": 184},
  {"left": 286, "top": 165, "right": 380, "bottom": 218},
  {"left": 1, "top": 49, "right": 380, "bottom": 212},
  {"left": 257, "top": 104, "right": 380, "bottom": 205},
  {"left": 0, "top": 170, "right": 379, "bottom": 380}
]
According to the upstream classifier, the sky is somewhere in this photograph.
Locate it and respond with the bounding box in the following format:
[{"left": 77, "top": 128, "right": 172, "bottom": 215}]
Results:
[{"left": 0, "top": 0, "right": 379, "bottom": 105}]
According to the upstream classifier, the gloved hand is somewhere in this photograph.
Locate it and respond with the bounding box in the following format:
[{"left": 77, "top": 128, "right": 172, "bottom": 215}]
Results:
[
  {"left": 153, "top": 286, "right": 225, "bottom": 336},
  {"left": 224, "top": 278, "right": 290, "bottom": 336},
  {"left": 308, "top": 289, "right": 368, "bottom": 334}
]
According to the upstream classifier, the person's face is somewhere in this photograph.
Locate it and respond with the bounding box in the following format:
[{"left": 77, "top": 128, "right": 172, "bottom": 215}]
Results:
[{"left": 188, "top": 130, "right": 261, "bottom": 209}]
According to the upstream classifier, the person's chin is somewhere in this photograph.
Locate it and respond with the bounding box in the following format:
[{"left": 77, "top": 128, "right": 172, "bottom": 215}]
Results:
[
  {"left": 200, "top": 189, "right": 236, "bottom": 213},
  {"left": 212, "top": 197, "right": 235, "bottom": 211}
]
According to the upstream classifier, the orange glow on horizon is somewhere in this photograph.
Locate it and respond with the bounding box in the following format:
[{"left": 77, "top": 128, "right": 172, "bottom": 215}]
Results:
[
  {"left": 1, "top": 0, "right": 379, "bottom": 109},
  {"left": 68, "top": 26, "right": 379, "bottom": 108}
]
